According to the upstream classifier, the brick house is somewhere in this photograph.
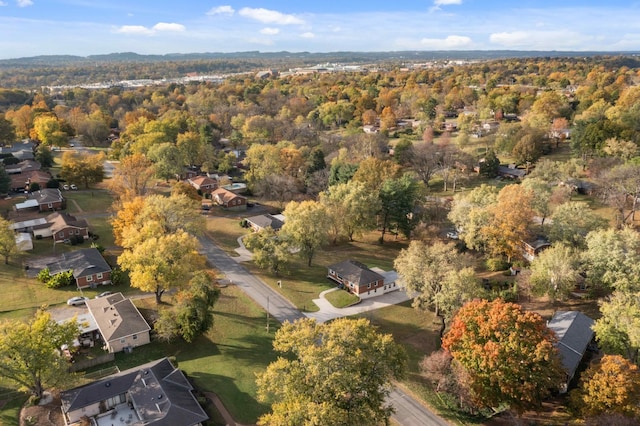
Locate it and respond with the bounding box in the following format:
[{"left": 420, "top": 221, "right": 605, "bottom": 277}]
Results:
[
  {"left": 29, "top": 212, "right": 89, "bottom": 242},
  {"left": 211, "top": 187, "right": 247, "bottom": 211},
  {"left": 327, "top": 260, "right": 399, "bottom": 299},
  {"left": 45, "top": 248, "right": 111, "bottom": 289},
  {"left": 187, "top": 175, "right": 218, "bottom": 193}
]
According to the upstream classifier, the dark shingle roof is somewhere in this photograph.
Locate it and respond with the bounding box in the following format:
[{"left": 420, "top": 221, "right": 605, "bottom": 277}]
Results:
[
  {"left": 246, "top": 214, "right": 284, "bottom": 231},
  {"left": 60, "top": 358, "right": 208, "bottom": 426},
  {"left": 46, "top": 248, "right": 111, "bottom": 278},
  {"left": 328, "top": 260, "right": 385, "bottom": 286},
  {"left": 548, "top": 311, "right": 594, "bottom": 380}
]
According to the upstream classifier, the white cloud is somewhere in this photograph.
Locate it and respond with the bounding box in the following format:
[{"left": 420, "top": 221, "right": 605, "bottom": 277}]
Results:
[
  {"left": 115, "top": 22, "right": 185, "bottom": 36},
  {"left": 260, "top": 27, "right": 280, "bottom": 35},
  {"left": 300, "top": 32, "right": 315, "bottom": 39},
  {"left": 207, "top": 5, "right": 234, "bottom": 16},
  {"left": 434, "top": 0, "right": 462, "bottom": 5},
  {"left": 419, "top": 35, "right": 472, "bottom": 49},
  {"left": 0, "top": 1, "right": 8, "bottom": 6},
  {"left": 152, "top": 22, "right": 185, "bottom": 32},
  {"left": 16, "top": 0, "right": 33, "bottom": 7},
  {"left": 115, "top": 25, "right": 154, "bottom": 35},
  {"left": 239, "top": 7, "right": 304, "bottom": 25}
]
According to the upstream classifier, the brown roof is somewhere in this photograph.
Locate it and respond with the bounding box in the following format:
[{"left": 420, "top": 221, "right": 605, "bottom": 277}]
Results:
[
  {"left": 46, "top": 212, "right": 88, "bottom": 233},
  {"left": 86, "top": 292, "right": 150, "bottom": 342},
  {"left": 188, "top": 175, "right": 217, "bottom": 188},
  {"left": 211, "top": 187, "right": 245, "bottom": 204},
  {"left": 10, "top": 170, "right": 51, "bottom": 190}
]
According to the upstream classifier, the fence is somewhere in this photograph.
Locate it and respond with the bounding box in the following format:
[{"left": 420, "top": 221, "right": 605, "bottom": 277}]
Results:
[{"left": 69, "top": 353, "right": 115, "bottom": 373}]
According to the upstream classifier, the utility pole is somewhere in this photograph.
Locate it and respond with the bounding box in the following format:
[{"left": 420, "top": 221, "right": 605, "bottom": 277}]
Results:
[{"left": 266, "top": 296, "right": 270, "bottom": 333}]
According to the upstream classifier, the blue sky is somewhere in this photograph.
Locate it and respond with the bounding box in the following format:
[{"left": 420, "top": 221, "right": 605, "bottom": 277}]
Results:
[{"left": 1, "top": 1, "right": 639, "bottom": 59}]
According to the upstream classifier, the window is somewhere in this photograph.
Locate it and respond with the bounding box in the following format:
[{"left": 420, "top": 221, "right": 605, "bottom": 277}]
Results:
[
  {"left": 120, "top": 338, "right": 126, "bottom": 343},
  {"left": 47, "top": 203, "right": 53, "bottom": 208},
  {"left": 59, "top": 232, "right": 64, "bottom": 237},
  {"left": 132, "top": 334, "right": 138, "bottom": 340},
  {"left": 75, "top": 229, "right": 80, "bottom": 235},
  {"left": 97, "top": 273, "right": 103, "bottom": 280},
  {"left": 367, "top": 283, "right": 371, "bottom": 289},
  {"left": 86, "top": 275, "right": 93, "bottom": 282}
]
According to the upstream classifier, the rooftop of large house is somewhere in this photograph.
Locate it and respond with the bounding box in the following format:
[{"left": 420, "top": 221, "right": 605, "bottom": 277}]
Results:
[
  {"left": 86, "top": 293, "right": 150, "bottom": 342},
  {"left": 46, "top": 248, "right": 111, "bottom": 279},
  {"left": 328, "top": 260, "right": 385, "bottom": 286}
]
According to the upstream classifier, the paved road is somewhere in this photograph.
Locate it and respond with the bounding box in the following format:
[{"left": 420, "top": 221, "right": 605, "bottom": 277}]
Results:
[{"left": 198, "top": 235, "right": 450, "bottom": 426}]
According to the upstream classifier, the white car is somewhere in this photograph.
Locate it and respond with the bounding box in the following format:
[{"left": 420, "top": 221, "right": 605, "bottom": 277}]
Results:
[
  {"left": 62, "top": 184, "right": 70, "bottom": 190},
  {"left": 70, "top": 184, "right": 78, "bottom": 190},
  {"left": 67, "top": 296, "right": 89, "bottom": 306}
]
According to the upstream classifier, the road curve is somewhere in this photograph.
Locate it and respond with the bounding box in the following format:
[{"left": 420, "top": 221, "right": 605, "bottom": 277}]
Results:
[{"left": 198, "top": 235, "right": 450, "bottom": 426}]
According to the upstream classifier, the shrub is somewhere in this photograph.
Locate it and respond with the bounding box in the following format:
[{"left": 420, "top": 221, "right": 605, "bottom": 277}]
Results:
[
  {"left": 45, "top": 270, "right": 74, "bottom": 288},
  {"left": 110, "top": 268, "right": 130, "bottom": 286},
  {"left": 485, "top": 257, "right": 510, "bottom": 272},
  {"left": 37, "top": 267, "right": 52, "bottom": 283}
]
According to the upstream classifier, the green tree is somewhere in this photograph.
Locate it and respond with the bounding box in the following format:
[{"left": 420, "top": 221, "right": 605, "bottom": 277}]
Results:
[
  {"left": 256, "top": 318, "right": 406, "bottom": 426},
  {"left": 319, "top": 181, "right": 379, "bottom": 243},
  {"left": 583, "top": 227, "right": 640, "bottom": 293},
  {"left": 0, "top": 113, "right": 16, "bottom": 143},
  {"left": 0, "top": 309, "right": 79, "bottom": 399},
  {"left": 0, "top": 165, "right": 9, "bottom": 194},
  {"left": 155, "top": 271, "right": 220, "bottom": 342},
  {"left": 244, "top": 227, "right": 290, "bottom": 276},
  {"left": 0, "top": 216, "right": 18, "bottom": 264},
  {"left": 60, "top": 151, "right": 105, "bottom": 189},
  {"left": 147, "top": 142, "right": 183, "bottom": 182},
  {"left": 35, "top": 145, "right": 54, "bottom": 168},
  {"left": 394, "top": 240, "right": 474, "bottom": 319},
  {"left": 281, "top": 200, "right": 329, "bottom": 267},
  {"left": 442, "top": 299, "right": 564, "bottom": 413},
  {"left": 378, "top": 174, "right": 420, "bottom": 242},
  {"left": 593, "top": 291, "right": 640, "bottom": 365},
  {"left": 570, "top": 355, "right": 640, "bottom": 419},
  {"left": 529, "top": 243, "right": 582, "bottom": 302},
  {"left": 547, "top": 202, "right": 608, "bottom": 248}
]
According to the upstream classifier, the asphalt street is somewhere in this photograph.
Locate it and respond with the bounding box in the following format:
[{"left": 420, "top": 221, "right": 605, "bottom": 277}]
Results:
[{"left": 198, "top": 235, "right": 450, "bottom": 426}]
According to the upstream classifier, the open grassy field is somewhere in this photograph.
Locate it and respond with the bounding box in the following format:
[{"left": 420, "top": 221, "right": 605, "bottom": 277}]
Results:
[{"left": 63, "top": 189, "right": 113, "bottom": 214}]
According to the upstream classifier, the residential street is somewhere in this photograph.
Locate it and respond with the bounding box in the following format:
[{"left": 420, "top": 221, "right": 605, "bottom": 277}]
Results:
[{"left": 198, "top": 235, "right": 451, "bottom": 426}]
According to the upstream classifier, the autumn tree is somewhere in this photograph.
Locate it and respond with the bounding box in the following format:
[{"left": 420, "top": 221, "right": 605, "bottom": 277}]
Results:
[
  {"left": 593, "top": 291, "right": 640, "bottom": 365},
  {"left": 394, "top": 240, "right": 476, "bottom": 321},
  {"left": 352, "top": 157, "right": 402, "bottom": 194},
  {"left": 442, "top": 299, "right": 564, "bottom": 413},
  {"left": 243, "top": 227, "right": 290, "bottom": 276},
  {"left": 256, "top": 318, "right": 406, "bottom": 426},
  {"left": 319, "top": 181, "right": 379, "bottom": 243},
  {"left": 480, "top": 184, "right": 534, "bottom": 261},
  {"left": 32, "top": 115, "right": 69, "bottom": 148},
  {"left": 147, "top": 142, "right": 183, "bottom": 182},
  {"left": 0, "top": 309, "right": 79, "bottom": 399},
  {"left": 0, "top": 216, "right": 18, "bottom": 264},
  {"left": 281, "top": 200, "right": 329, "bottom": 266},
  {"left": 60, "top": 151, "right": 106, "bottom": 189},
  {"left": 0, "top": 113, "right": 16, "bottom": 143},
  {"left": 529, "top": 243, "right": 582, "bottom": 302},
  {"left": 107, "top": 153, "right": 155, "bottom": 201},
  {"left": 570, "top": 355, "right": 640, "bottom": 419},
  {"left": 118, "top": 230, "right": 205, "bottom": 304},
  {"left": 154, "top": 271, "right": 220, "bottom": 342},
  {"left": 448, "top": 184, "right": 499, "bottom": 252}
]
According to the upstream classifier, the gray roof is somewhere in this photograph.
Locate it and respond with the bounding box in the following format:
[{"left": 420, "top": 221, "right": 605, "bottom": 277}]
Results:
[
  {"left": 328, "top": 260, "right": 385, "bottom": 286},
  {"left": 27, "top": 188, "right": 63, "bottom": 205},
  {"left": 247, "top": 214, "right": 284, "bottom": 231},
  {"left": 86, "top": 292, "right": 151, "bottom": 341},
  {"left": 497, "top": 165, "right": 526, "bottom": 178},
  {"left": 548, "top": 311, "right": 594, "bottom": 380},
  {"left": 46, "top": 248, "right": 111, "bottom": 279},
  {"left": 60, "top": 358, "right": 208, "bottom": 426}
]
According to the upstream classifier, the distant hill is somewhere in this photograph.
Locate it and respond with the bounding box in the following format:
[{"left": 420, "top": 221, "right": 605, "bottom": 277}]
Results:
[{"left": 2, "top": 50, "right": 639, "bottom": 68}]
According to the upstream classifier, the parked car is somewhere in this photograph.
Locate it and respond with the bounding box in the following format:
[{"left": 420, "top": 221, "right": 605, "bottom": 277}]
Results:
[
  {"left": 62, "top": 184, "right": 70, "bottom": 190},
  {"left": 446, "top": 231, "right": 459, "bottom": 240},
  {"left": 67, "top": 296, "right": 89, "bottom": 306},
  {"left": 95, "top": 291, "right": 113, "bottom": 299},
  {"left": 70, "top": 184, "right": 78, "bottom": 190}
]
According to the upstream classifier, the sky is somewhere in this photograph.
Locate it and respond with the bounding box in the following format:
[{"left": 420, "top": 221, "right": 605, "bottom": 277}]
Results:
[{"left": 1, "top": 1, "right": 640, "bottom": 59}]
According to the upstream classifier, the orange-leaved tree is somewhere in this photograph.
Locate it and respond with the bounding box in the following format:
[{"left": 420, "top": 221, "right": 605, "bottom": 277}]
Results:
[
  {"left": 570, "top": 354, "right": 640, "bottom": 419},
  {"left": 442, "top": 299, "right": 564, "bottom": 413}
]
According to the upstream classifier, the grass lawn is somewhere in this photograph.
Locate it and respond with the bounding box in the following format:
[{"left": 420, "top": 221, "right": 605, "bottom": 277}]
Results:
[
  {"left": 62, "top": 189, "right": 113, "bottom": 214},
  {"left": 324, "top": 289, "right": 359, "bottom": 308},
  {"left": 205, "top": 215, "right": 251, "bottom": 256}
]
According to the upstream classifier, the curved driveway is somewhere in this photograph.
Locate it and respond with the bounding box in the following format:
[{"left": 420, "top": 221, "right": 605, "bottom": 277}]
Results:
[{"left": 199, "top": 235, "right": 450, "bottom": 426}]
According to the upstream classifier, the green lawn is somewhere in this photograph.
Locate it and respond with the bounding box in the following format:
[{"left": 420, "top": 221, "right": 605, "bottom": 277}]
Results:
[
  {"left": 324, "top": 289, "right": 359, "bottom": 308},
  {"left": 205, "top": 216, "right": 251, "bottom": 256},
  {"left": 63, "top": 189, "right": 113, "bottom": 214}
]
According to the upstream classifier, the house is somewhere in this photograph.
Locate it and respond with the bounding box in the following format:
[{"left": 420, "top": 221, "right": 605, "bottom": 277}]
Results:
[
  {"left": 86, "top": 293, "right": 151, "bottom": 353},
  {"left": 211, "top": 187, "right": 247, "bottom": 211},
  {"left": 10, "top": 170, "right": 52, "bottom": 191},
  {"left": 497, "top": 165, "right": 527, "bottom": 179},
  {"left": 363, "top": 124, "right": 380, "bottom": 134},
  {"left": 547, "top": 311, "right": 595, "bottom": 393},
  {"left": 187, "top": 175, "right": 218, "bottom": 193},
  {"left": 15, "top": 233, "right": 33, "bottom": 251},
  {"left": 522, "top": 237, "right": 551, "bottom": 262},
  {"left": 327, "top": 260, "right": 400, "bottom": 299},
  {"left": 14, "top": 188, "right": 64, "bottom": 212},
  {"left": 5, "top": 159, "right": 41, "bottom": 174},
  {"left": 246, "top": 214, "right": 285, "bottom": 232},
  {"left": 0, "top": 139, "right": 36, "bottom": 161},
  {"left": 175, "top": 167, "right": 199, "bottom": 181},
  {"left": 30, "top": 212, "right": 89, "bottom": 242},
  {"left": 60, "top": 357, "right": 208, "bottom": 426},
  {"left": 46, "top": 248, "right": 112, "bottom": 289}
]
